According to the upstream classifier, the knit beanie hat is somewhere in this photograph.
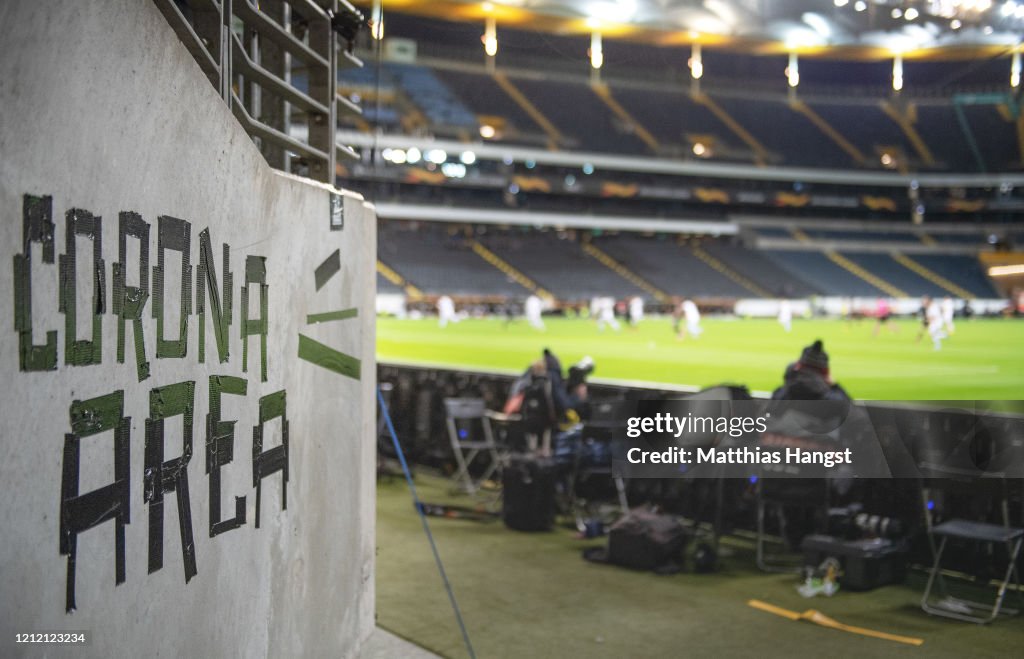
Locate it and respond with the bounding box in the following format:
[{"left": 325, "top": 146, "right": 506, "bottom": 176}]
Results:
[{"left": 798, "top": 339, "right": 829, "bottom": 374}]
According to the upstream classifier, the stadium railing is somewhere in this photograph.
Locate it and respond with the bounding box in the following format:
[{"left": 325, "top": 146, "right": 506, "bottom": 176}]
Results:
[{"left": 153, "top": 0, "right": 363, "bottom": 182}]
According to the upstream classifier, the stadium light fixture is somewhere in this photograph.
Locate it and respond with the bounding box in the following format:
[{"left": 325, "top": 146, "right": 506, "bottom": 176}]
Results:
[
  {"left": 988, "top": 264, "right": 1024, "bottom": 276},
  {"left": 441, "top": 162, "right": 467, "bottom": 178},
  {"left": 590, "top": 31, "right": 603, "bottom": 70},
  {"left": 787, "top": 52, "right": 800, "bottom": 88},
  {"left": 1012, "top": 50, "right": 1021, "bottom": 88},
  {"left": 483, "top": 16, "right": 498, "bottom": 58},
  {"left": 892, "top": 53, "right": 904, "bottom": 92},
  {"left": 370, "top": 0, "right": 383, "bottom": 40},
  {"left": 690, "top": 43, "right": 703, "bottom": 79}
]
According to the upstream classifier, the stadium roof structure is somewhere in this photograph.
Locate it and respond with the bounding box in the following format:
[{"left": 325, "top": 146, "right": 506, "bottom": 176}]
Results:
[{"left": 372, "top": 0, "right": 1024, "bottom": 60}]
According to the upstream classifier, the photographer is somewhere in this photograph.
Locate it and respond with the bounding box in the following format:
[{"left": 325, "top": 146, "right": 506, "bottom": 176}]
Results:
[
  {"left": 772, "top": 340, "right": 850, "bottom": 402},
  {"left": 504, "top": 349, "right": 594, "bottom": 455}
]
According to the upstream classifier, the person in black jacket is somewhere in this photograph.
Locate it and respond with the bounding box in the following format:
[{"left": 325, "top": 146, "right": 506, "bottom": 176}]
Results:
[{"left": 772, "top": 339, "right": 850, "bottom": 402}]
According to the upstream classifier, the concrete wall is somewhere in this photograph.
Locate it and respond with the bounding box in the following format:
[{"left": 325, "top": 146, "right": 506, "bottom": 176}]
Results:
[{"left": 0, "top": 1, "right": 375, "bottom": 656}]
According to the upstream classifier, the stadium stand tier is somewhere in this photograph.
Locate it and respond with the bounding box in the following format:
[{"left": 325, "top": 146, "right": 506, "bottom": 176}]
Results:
[
  {"left": 701, "top": 242, "right": 820, "bottom": 297},
  {"left": 378, "top": 225, "right": 524, "bottom": 295},
  {"left": 801, "top": 229, "right": 921, "bottom": 243},
  {"left": 593, "top": 235, "right": 751, "bottom": 297},
  {"left": 480, "top": 231, "right": 645, "bottom": 299},
  {"left": 753, "top": 226, "right": 797, "bottom": 239},
  {"left": 927, "top": 231, "right": 986, "bottom": 245},
  {"left": 838, "top": 251, "right": 950, "bottom": 296},
  {"left": 914, "top": 103, "right": 977, "bottom": 172},
  {"left": 509, "top": 77, "right": 651, "bottom": 154},
  {"left": 761, "top": 249, "right": 894, "bottom": 297},
  {"left": 909, "top": 253, "right": 1000, "bottom": 297},
  {"left": 432, "top": 68, "right": 544, "bottom": 143},
  {"left": 385, "top": 62, "right": 478, "bottom": 130},
  {"left": 377, "top": 218, "right": 1006, "bottom": 300},
  {"left": 958, "top": 103, "right": 1021, "bottom": 173},
  {"left": 710, "top": 94, "right": 853, "bottom": 168},
  {"left": 607, "top": 85, "right": 744, "bottom": 159},
  {"left": 377, "top": 272, "right": 404, "bottom": 294}
]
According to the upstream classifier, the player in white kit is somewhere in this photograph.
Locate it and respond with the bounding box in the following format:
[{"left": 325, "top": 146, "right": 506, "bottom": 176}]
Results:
[
  {"left": 628, "top": 296, "right": 644, "bottom": 329},
  {"left": 778, "top": 299, "right": 792, "bottom": 333},
  {"left": 597, "top": 297, "right": 620, "bottom": 332},
  {"left": 437, "top": 295, "right": 458, "bottom": 328},
  {"left": 676, "top": 298, "right": 702, "bottom": 340},
  {"left": 924, "top": 297, "right": 947, "bottom": 350},
  {"left": 525, "top": 294, "right": 545, "bottom": 331},
  {"left": 941, "top": 297, "right": 956, "bottom": 335}
]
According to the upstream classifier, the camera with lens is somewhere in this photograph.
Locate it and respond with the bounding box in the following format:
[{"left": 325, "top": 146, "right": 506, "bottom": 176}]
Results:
[
  {"left": 827, "top": 503, "right": 904, "bottom": 540},
  {"left": 567, "top": 356, "right": 595, "bottom": 390}
]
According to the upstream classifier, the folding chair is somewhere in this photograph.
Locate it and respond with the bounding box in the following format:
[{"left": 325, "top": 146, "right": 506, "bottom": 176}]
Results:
[
  {"left": 568, "top": 399, "right": 630, "bottom": 528},
  {"left": 443, "top": 398, "right": 505, "bottom": 494},
  {"left": 755, "top": 477, "right": 831, "bottom": 573},
  {"left": 755, "top": 399, "right": 850, "bottom": 572},
  {"left": 920, "top": 464, "right": 1024, "bottom": 624}
]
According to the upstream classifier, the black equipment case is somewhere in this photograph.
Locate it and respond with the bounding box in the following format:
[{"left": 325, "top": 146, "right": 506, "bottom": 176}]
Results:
[
  {"left": 502, "top": 455, "right": 557, "bottom": 532},
  {"left": 801, "top": 534, "right": 908, "bottom": 590},
  {"left": 607, "top": 510, "right": 690, "bottom": 571}
]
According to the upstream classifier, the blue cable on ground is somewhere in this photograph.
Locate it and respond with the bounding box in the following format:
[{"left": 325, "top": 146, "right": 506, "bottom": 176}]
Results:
[{"left": 377, "top": 387, "right": 477, "bottom": 659}]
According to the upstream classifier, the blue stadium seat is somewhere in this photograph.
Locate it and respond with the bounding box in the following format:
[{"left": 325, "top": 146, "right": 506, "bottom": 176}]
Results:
[
  {"left": 483, "top": 232, "right": 644, "bottom": 299},
  {"left": 703, "top": 243, "right": 818, "bottom": 297},
  {"left": 908, "top": 254, "right": 998, "bottom": 297},
  {"left": 763, "top": 250, "right": 884, "bottom": 296},
  {"left": 711, "top": 95, "right": 851, "bottom": 168},
  {"left": 597, "top": 236, "right": 749, "bottom": 297},
  {"left": 839, "top": 252, "right": 947, "bottom": 296}
]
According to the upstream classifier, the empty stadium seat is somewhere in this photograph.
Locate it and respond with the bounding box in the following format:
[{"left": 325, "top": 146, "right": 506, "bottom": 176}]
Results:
[
  {"left": 482, "top": 232, "right": 643, "bottom": 299},
  {"left": 378, "top": 226, "right": 524, "bottom": 296},
  {"left": 596, "top": 236, "right": 749, "bottom": 297},
  {"left": 763, "top": 250, "right": 884, "bottom": 296}
]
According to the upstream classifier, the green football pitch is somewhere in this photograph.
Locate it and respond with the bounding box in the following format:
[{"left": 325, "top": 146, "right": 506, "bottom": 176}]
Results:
[{"left": 377, "top": 316, "right": 1024, "bottom": 400}]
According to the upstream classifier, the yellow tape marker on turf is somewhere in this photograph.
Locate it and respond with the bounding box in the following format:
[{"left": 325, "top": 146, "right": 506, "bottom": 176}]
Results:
[{"left": 747, "top": 600, "right": 924, "bottom": 647}]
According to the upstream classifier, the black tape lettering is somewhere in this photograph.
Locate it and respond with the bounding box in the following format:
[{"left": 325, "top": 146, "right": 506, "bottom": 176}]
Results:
[
  {"left": 153, "top": 216, "right": 191, "bottom": 359},
  {"left": 252, "top": 390, "right": 288, "bottom": 528},
  {"left": 113, "top": 212, "right": 151, "bottom": 380},
  {"left": 60, "top": 391, "right": 130, "bottom": 612},
  {"left": 59, "top": 208, "right": 105, "bottom": 366},
  {"left": 241, "top": 255, "right": 268, "bottom": 382},
  {"left": 144, "top": 381, "right": 198, "bottom": 582},
  {"left": 196, "top": 229, "right": 232, "bottom": 364},
  {"left": 13, "top": 194, "right": 58, "bottom": 371},
  {"left": 207, "top": 375, "right": 247, "bottom": 536}
]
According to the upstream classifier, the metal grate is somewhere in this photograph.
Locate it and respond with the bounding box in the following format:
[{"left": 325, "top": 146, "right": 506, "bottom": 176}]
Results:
[{"left": 153, "top": 0, "right": 364, "bottom": 183}]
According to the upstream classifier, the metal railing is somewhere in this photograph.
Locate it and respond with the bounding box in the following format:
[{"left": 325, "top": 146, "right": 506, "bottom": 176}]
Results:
[{"left": 153, "top": 0, "right": 364, "bottom": 183}]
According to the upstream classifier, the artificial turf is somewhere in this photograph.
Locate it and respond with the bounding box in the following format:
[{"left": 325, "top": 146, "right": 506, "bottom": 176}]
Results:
[
  {"left": 376, "top": 473, "right": 1024, "bottom": 659},
  {"left": 377, "top": 316, "right": 1024, "bottom": 400}
]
